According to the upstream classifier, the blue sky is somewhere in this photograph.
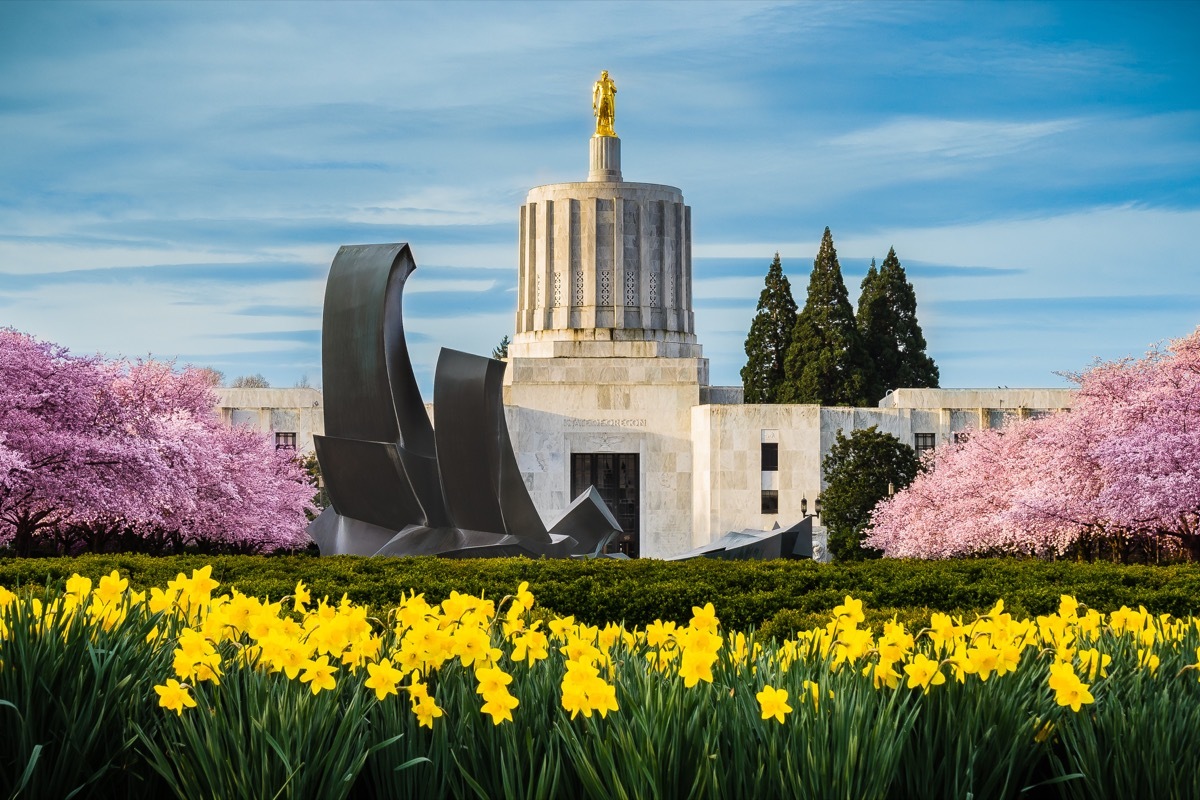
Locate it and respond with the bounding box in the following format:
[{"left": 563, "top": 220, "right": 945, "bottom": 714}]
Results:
[{"left": 2, "top": 1, "right": 1198, "bottom": 394}]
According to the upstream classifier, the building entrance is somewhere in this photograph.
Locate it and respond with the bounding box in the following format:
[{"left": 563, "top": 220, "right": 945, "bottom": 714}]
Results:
[{"left": 571, "top": 453, "right": 640, "bottom": 557}]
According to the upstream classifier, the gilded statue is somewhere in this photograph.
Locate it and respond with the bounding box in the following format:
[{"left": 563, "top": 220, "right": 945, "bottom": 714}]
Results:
[{"left": 592, "top": 70, "right": 617, "bottom": 137}]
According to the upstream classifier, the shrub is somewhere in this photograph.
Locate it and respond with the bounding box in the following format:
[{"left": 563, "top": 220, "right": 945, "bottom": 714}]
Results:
[{"left": 5, "top": 555, "right": 1200, "bottom": 635}]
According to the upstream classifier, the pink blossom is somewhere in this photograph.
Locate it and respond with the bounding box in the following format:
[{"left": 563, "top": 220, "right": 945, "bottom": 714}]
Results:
[
  {"left": 0, "top": 329, "right": 313, "bottom": 555},
  {"left": 866, "top": 327, "right": 1200, "bottom": 560}
]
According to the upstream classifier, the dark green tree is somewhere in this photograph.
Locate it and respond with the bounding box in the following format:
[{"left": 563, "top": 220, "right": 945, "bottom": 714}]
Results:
[
  {"left": 492, "top": 334, "right": 510, "bottom": 360},
  {"left": 780, "top": 227, "right": 877, "bottom": 405},
  {"left": 821, "top": 426, "right": 921, "bottom": 561},
  {"left": 856, "top": 246, "right": 939, "bottom": 404},
  {"left": 740, "top": 252, "right": 797, "bottom": 403}
]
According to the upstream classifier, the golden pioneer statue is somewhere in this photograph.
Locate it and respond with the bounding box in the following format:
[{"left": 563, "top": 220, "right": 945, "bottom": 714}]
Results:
[{"left": 592, "top": 70, "right": 617, "bottom": 137}]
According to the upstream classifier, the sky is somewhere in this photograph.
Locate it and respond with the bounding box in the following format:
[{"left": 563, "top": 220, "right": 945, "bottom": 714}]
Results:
[{"left": 1, "top": 0, "right": 1198, "bottom": 395}]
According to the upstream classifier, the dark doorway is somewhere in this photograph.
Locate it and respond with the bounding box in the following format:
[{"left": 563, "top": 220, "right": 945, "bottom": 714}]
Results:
[{"left": 571, "top": 452, "right": 640, "bottom": 557}]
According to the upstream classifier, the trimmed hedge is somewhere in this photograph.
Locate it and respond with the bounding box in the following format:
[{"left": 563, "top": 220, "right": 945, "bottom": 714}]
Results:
[{"left": 4, "top": 555, "right": 1200, "bottom": 638}]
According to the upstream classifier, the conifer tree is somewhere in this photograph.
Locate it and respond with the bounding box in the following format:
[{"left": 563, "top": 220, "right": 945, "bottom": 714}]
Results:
[
  {"left": 780, "top": 227, "right": 876, "bottom": 405},
  {"left": 740, "top": 252, "right": 797, "bottom": 403},
  {"left": 856, "top": 246, "right": 939, "bottom": 404}
]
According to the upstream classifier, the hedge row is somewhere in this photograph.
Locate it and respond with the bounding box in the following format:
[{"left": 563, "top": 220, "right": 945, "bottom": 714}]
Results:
[{"left": 4, "top": 554, "right": 1199, "bottom": 637}]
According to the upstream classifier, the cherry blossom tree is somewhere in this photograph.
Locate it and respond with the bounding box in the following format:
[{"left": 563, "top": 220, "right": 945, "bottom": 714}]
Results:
[
  {"left": 0, "top": 330, "right": 152, "bottom": 554},
  {"left": 146, "top": 414, "right": 313, "bottom": 553},
  {"left": 865, "top": 327, "right": 1200, "bottom": 561},
  {"left": 0, "top": 329, "right": 313, "bottom": 555},
  {"left": 1073, "top": 330, "right": 1200, "bottom": 555},
  {"left": 0, "top": 436, "right": 26, "bottom": 492}
]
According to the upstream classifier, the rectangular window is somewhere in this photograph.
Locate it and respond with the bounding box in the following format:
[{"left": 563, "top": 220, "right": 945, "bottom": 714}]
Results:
[
  {"left": 953, "top": 431, "right": 971, "bottom": 445},
  {"left": 761, "top": 442, "right": 779, "bottom": 472},
  {"left": 914, "top": 433, "right": 936, "bottom": 455},
  {"left": 275, "top": 432, "right": 297, "bottom": 451},
  {"left": 761, "top": 489, "right": 779, "bottom": 515}
]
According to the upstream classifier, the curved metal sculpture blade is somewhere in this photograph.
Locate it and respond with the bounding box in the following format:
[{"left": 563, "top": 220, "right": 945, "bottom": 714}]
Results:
[
  {"left": 309, "top": 242, "right": 620, "bottom": 558},
  {"left": 315, "top": 243, "right": 448, "bottom": 531},
  {"left": 434, "top": 349, "right": 549, "bottom": 541}
]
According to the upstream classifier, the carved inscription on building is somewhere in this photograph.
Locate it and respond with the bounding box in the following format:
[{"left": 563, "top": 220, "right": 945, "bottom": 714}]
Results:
[{"left": 564, "top": 418, "right": 648, "bottom": 429}]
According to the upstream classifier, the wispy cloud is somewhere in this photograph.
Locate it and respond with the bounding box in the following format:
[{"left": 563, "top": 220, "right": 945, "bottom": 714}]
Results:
[
  {"left": 0, "top": 0, "right": 1195, "bottom": 397},
  {"left": 827, "top": 117, "right": 1080, "bottom": 162}
]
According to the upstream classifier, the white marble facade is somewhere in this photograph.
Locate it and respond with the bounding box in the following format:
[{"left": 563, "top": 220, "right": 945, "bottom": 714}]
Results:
[
  {"left": 507, "top": 372, "right": 1075, "bottom": 556},
  {"left": 214, "top": 387, "right": 325, "bottom": 454},
  {"left": 504, "top": 356, "right": 705, "bottom": 558},
  {"left": 688, "top": 391, "right": 1075, "bottom": 550}
]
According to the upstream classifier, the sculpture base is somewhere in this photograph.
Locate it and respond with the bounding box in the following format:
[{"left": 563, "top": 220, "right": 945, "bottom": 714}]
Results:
[
  {"left": 308, "top": 486, "right": 621, "bottom": 558},
  {"left": 588, "top": 135, "right": 621, "bottom": 182}
]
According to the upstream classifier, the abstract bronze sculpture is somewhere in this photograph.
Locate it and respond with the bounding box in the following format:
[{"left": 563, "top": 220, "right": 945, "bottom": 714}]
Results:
[
  {"left": 666, "top": 518, "right": 813, "bottom": 561},
  {"left": 307, "top": 243, "right": 621, "bottom": 558}
]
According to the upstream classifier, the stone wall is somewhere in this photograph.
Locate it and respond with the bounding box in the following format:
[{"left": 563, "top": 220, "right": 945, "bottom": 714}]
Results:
[
  {"left": 214, "top": 387, "right": 325, "bottom": 454},
  {"left": 512, "top": 179, "right": 697, "bottom": 358},
  {"left": 690, "top": 404, "right": 824, "bottom": 548},
  {"left": 504, "top": 356, "right": 704, "bottom": 558},
  {"left": 880, "top": 387, "right": 1076, "bottom": 411}
]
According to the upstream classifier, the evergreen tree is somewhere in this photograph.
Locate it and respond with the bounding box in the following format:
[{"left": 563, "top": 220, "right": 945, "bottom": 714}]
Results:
[
  {"left": 492, "top": 334, "right": 510, "bottom": 360},
  {"left": 740, "top": 252, "right": 797, "bottom": 403},
  {"left": 856, "top": 247, "right": 939, "bottom": 404},
  {"left": 821, "top": 426, "right": 921, "bottom": 561},
  {"left": 780, "top": 227, "right": 877, "bottom": 405}
]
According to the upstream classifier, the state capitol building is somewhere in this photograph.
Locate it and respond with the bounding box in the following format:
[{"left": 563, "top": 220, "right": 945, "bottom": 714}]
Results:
[{"left": 218, "top": 78, "right": 1073, "bottom": 560}]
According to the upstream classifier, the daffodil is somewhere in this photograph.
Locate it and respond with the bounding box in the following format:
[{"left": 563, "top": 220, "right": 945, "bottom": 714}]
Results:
[
  {"left": 645, "top": 619, "right": 677, "bottom": 648},
  {"left": 800, "top": 679, "right": 822, "bottom": 710},
  {"left": 511, "top": 581, "right": 535, "bottom": 613},
  {"left": 904, "top": 654, "right": 946, "bottom": 693},
  {"left": 300, "top": 655, "right": 337, "bottom": 695},
  {"left": 364, "top": 658, "right": 404, "bottom": 701},
  {"left": 868, "top": 657, "right": 902, "bottom": 690},
  {"left": 1053, "top": 678, "right": 1094, "bottom": 712},
  {"left": 154, "top": 679, "right": 197, "bottom": 715},
  {"left": 293, "top": 580, "right": 310, "bottom": 613},
  {"left": 475, "top": 665, "right": 513, "bottom": 697},
  {"left": 480, "top": 690, "right": 519, "bottom": 725},
  {"left": 756, "top": 685, "right": 792, "bottom": 723},
  {"left": 510, "top": 628, "right": 549, "bottom": 666},
  {"left": 677, "top": 648, "right": 715, "bottom": 688},
  {"left": 832, "top": 595, "right": 865, "bottom": 627},
  {"left": 94, "top": 570, "right": 128, "bottom": 607},
  {"left": 1048, "top": 660, "right": 1094, "bottom": 712},
  {"left": 413, "top": 693, "right": 443, "bottom": 728},
  {"left": 64, "top": 573, "right": 92, "bottom": 601},
  {"left": 1076, "top": 648, "right": 1111, "bottom": 681},
  {"left": 689, "top": 603, "right": 719, "bottom": 634}
]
